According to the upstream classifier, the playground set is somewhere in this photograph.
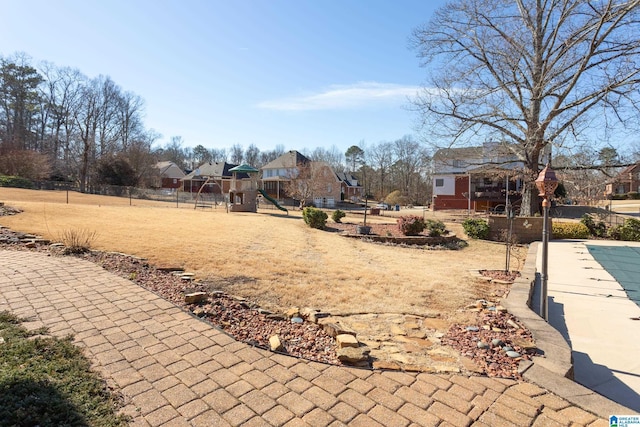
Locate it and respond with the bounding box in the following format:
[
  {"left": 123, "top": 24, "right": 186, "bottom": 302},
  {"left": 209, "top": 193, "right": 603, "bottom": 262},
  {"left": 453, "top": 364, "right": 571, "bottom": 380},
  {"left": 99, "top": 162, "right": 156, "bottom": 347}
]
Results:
[{"left": 193, "top": 164, "right": 288, "bottom": 213}]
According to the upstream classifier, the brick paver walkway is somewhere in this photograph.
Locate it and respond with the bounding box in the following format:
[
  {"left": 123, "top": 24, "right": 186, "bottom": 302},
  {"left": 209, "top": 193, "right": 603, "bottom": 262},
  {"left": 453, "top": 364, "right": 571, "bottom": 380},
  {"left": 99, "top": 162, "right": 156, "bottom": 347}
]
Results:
[{"left": 0, "top": 250, "right": 608, "bottom": 426}]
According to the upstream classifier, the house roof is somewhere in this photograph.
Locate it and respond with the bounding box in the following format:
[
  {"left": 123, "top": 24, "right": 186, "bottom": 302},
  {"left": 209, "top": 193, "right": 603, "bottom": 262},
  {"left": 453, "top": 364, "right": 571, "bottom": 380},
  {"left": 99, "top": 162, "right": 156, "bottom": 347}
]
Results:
[
  {"left": 336, "top": 172, "right": 361, "bottom": 187},
  {"left": 432, "top": 147, "right": 483, "bottom": 162},
  {"left": 433, "top": 143, "right": 519, "bottom": 163},
  {"left": 262, "top": 150, "right": 310, "bottom": 170},
  {"left": 183, "top": 162, "right": 247, "bottom": 180},
  {"left": 155, "top": 161, "right": 185, "bottom": 179},
  {"left": 614, "top": 163, "right": 640, "bottom": 179}
]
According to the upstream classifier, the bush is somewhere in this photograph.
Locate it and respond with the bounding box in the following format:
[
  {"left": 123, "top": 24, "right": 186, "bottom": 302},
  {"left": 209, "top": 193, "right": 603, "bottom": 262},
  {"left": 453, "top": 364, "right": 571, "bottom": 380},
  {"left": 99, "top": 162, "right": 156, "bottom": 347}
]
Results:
[
  {"left": 580, "top": 214, "right": 607, "bottom": 237},
  {"left": 552, "top": 222, "right": 589, "bottom": 239},
  {"left": 397, "top": 215, "right": 426, "bottom": 236},
  {"left": 425, "top": 219, "right": 446, "bottom": 237},
  {"left": 462, "top": 218, "right": 490, "bottom": 239},
  {"left": 608, "top": 218, "right": 640, "bottom": 241},
  {"left": 0, "top": 175, "right": 34, "bottom": 189},
  {"left": 302, "top": 207, "right": 328, "bottom": 229},
  {"left": 628, "top": 192, "right": 640, "bottom": 200},
  {"left": 331, "top": 209, "right": 346, "bottom": 223}
]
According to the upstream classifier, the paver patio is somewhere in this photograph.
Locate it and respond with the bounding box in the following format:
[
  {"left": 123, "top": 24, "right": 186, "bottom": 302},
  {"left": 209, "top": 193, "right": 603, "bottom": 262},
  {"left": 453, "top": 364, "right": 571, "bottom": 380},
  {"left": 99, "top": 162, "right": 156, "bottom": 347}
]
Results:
[{"left": 0, "top": 250, "right": 608, "bottom": 426}]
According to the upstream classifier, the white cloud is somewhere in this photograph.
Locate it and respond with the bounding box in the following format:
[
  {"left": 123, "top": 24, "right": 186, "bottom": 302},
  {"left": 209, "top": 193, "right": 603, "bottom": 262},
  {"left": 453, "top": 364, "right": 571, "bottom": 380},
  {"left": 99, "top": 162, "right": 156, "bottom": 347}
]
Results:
[{"left": 256, "top": 82, "right": 419, "bottom": 111}]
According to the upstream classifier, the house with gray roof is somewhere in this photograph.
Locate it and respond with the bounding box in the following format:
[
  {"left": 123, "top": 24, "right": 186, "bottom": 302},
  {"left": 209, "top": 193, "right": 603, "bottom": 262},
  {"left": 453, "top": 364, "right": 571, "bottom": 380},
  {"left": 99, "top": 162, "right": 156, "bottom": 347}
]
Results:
[{"left": 432, "top": 142, "right": 524, "bottom": 211}]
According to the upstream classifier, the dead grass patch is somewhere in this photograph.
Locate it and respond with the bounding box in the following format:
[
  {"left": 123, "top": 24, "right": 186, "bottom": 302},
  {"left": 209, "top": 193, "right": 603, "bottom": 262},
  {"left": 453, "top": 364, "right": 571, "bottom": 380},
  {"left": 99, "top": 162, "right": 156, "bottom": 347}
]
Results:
[{"left": 0, "top": 188, "right": 522, "bottom": 321}]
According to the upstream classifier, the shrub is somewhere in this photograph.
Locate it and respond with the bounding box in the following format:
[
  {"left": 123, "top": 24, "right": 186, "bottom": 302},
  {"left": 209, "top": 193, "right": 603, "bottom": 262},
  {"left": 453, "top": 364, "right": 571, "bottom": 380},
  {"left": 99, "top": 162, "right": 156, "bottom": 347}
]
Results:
[
  {"left": 0, "top": 175, "right": 34, "bottom": 189},
  {"left": 331, "top": 209, "right": 346, "bottom": 223},
  {"left": 397, "top": 215, "right": 426, "bottom": 236},
  {"left": 384, "top": 190, "right": 404, "bottom": 206},
  {"left": 425, "top": 219, "right": 446, "bottom": 237},
  {"left": 608, "top": 218, "right": 640, "bottom": 241},
  {"left": 58, "top": 229, "right": 98, "bottom": 254},
  {"left": 580, "top": 214, "right": 607, "bottom": 237},
  {"left": 628, "top": 192, "right": 640, "bottom": 200},
  {"left": 302, "top": 207, "right": 328, "bottom": 229},
  {"left": 462, "top": 218, "right": 489, "bottom": 239},
  {"left": 551, "top": 222, "right": 589, "bottom": 239}
]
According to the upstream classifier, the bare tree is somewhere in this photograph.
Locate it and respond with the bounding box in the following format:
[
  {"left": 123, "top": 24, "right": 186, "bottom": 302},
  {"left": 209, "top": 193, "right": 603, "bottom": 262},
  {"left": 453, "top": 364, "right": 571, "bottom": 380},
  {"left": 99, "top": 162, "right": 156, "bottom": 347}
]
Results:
[
  {"left": 411, "top": 0, "right": 640, "bottom": 215},
  {"left": 308, "top": 146, "right": 345, "bottom": 173},
  {"left": 368, "top": 141, "right": 395, "bottom": 199},
  {"left": 230, "top": 143, "right": 243, "bottom": 164},
  {"left": 36, "top": 63, "right": 83, "bottom": 171},
  {"left": 244, "top": 143, "right": 260, "bottom": 167},
  {"left": 210, "top": 148, "right": 227, "bottom": 163},
  {"left": 158, "top": 136, "right": 188, "bottom": 169},
  {"left": 284, "top": 161, "right": 337, "bottom": 209},
  {"left": 391, "top": 135, "right": 430, "bottom": 202}
]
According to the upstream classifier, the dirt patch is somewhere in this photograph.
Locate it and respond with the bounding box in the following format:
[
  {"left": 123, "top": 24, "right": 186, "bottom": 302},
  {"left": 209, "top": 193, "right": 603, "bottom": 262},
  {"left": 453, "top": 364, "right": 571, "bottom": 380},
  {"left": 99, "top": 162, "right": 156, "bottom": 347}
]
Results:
[{"left": 480, "top": 269, "right": 521, "bottom": 282}]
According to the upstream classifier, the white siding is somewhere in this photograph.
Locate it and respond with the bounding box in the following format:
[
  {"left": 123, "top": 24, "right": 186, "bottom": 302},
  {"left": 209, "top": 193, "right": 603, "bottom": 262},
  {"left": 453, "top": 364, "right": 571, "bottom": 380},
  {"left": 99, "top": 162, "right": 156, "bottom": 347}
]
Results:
[{"left": 433, "top": 175, "right": 456, "bottom": 196}]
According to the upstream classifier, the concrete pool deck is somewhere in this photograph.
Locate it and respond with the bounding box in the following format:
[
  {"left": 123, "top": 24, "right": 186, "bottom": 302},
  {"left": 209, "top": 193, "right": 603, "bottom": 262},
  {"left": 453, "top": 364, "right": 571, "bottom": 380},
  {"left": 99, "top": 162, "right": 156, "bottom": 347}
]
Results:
[{"left": 542, "top": 240, "right": 640, "bottom": 413}]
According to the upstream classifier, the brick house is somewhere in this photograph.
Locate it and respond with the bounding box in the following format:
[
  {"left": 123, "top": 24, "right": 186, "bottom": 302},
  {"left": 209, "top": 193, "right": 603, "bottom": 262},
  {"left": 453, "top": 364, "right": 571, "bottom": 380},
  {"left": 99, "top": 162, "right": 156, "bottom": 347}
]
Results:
[
  {"left": 432, "top": 142, "right": 524, "bottom": 211},
  {"left": 336, "top": 172, "right": 363, "bottom": 202},
  {"left": 260, "top": 150, "right": 341, "bottom": 208},
  {"left": 154, "top": 161, "right": 185, "bottom": 189},
  {"left": 605, "top": 163, "right": 640, "bottom": 196}
]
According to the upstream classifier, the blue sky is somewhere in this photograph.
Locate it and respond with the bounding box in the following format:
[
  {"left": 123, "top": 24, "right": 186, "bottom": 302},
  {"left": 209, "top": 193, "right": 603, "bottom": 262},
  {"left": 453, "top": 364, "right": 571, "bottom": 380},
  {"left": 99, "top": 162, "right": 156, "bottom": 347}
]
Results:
[{"left": 1, "top": 0, "right": 445, "bottom": 154}]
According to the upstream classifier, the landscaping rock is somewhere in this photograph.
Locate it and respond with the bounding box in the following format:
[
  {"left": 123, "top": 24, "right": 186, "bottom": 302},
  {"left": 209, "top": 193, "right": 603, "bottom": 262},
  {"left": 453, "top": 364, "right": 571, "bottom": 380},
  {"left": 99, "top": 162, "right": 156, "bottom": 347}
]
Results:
[
  {"left": 337, "top": 346, "right": 370, "bottom": 365},
  {"left": 336, "top": 333, "right": 359, "bottom": 349},
  {"left": 269, "top": 335, "right": 284, "bottom": 352},
  {"left": 285, "top": 307, "right": 300, "bottom": 319},
  {"left": 319, "top": 320, "right": 356, "bottom": 338},
  {"left": 184, "top": 292, "right": 207, "bottom": 304}
]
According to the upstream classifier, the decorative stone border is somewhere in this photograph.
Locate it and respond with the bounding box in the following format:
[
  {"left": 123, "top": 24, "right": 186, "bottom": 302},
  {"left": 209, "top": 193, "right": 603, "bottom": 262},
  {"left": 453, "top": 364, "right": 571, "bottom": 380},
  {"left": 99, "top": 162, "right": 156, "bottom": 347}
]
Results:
[
  {"left": 341, "top": 233, "right": 460, "bottom": 246},
  {"left": 502, "top": 243, "right": 633, "bottom": 417}
]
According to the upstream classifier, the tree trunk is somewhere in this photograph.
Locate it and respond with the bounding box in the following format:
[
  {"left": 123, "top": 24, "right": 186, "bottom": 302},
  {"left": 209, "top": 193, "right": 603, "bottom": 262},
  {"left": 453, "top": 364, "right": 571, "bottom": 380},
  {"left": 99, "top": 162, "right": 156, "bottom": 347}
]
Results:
[{"left": 519, "top": 165, "right": 541, "bottom": 216}]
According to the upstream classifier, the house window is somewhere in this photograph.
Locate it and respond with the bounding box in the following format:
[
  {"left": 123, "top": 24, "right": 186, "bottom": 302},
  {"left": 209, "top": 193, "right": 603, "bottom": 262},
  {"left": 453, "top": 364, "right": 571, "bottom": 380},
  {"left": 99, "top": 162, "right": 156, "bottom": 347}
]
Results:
[
  {"left": 327, "top": 184, "right": 332, "bottom": 193},
  {"left": 172, "top": 179, "right": 177, "bottom": 184},
  {"left": 435, "top": 179, "right": 444, "bottom": 187},
  {"left": 453, "top": 160, "right": 463, "bottom": 168}
]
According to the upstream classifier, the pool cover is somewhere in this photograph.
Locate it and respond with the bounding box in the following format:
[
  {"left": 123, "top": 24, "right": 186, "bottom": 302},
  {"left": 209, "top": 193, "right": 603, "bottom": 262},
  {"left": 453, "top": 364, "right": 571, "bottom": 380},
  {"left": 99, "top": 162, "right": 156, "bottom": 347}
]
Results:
[{"left": 586, "top": 245, "right": 640, "bottom": 309}]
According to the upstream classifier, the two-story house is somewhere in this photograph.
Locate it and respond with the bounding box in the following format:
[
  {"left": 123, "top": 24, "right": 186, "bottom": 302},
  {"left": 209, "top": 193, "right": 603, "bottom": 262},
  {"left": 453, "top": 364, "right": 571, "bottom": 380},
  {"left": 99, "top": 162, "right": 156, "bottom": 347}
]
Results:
[
  {"left": 432, "top": 142, "right": 524, "bottom": 211},
  {"left": 605, "top": 163, "right": 640, "bottom": 197},
  {"left": 260, "top": 150, "right": 341, "bottom": 208}
]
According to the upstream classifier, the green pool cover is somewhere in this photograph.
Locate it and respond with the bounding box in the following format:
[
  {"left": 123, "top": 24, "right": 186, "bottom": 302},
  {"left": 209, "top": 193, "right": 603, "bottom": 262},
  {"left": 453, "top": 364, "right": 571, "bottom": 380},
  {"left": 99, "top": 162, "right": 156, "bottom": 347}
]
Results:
[{"left": 586, "top": 245, "right": 640, "bottom": 308}]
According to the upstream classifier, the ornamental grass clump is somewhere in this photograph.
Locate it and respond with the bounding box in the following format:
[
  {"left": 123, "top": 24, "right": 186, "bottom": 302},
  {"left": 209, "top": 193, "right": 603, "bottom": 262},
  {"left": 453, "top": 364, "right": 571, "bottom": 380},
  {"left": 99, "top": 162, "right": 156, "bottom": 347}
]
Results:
[{"left": 58, "top": 229, "right": 98, "bottom": 254}]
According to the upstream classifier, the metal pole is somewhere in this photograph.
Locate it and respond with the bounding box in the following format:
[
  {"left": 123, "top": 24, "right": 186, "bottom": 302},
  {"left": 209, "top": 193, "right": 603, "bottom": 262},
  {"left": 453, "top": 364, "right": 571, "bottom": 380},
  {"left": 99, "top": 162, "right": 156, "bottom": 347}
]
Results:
[
  {"left": 540, "top": 196, "right": 550, "bottom": 321},
  {"left": 468, "top": 172, "right": 471, "bottom": 216}
]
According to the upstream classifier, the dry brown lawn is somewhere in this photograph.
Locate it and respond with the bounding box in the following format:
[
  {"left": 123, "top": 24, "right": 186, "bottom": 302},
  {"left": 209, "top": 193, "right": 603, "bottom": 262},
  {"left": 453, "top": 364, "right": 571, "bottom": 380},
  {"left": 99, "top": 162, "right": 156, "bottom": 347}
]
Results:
[{"left": 0, "top": 188, "right": 521, "bottom": 320}]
